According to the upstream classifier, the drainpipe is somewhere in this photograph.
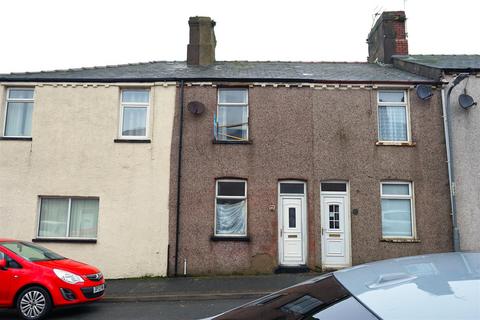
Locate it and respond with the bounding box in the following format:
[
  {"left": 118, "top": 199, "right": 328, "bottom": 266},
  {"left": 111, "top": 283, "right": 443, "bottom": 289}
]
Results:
[
  {"left": 441, "top": 73, "right": 469, "bottom": 252},
  {"left": 174, "top": 80, "right": 185, "bottom": 276}
]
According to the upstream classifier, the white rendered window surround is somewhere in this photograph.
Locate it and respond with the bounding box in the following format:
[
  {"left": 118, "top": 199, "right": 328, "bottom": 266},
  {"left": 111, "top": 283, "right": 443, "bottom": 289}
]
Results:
[
  {"left": 215, "top": 180, "right": 247, "bottom": 236},
  {"left": 119, "top": 89, "right": 150, "bottom": 139},
  {"left": 216, "top": 88, "right": 249, "bottom": 141},
  {"left": 380, "top": 182, "right": 415, "bottom": 238},
  {"left": 377, "top": 90, "right": 411, "bottom": 143},
  {"left": 37, "top": 197, "right": 99, "bottom": 240},
  {"left": 3, "top": 88, "right": 34, "bottom": 137}
]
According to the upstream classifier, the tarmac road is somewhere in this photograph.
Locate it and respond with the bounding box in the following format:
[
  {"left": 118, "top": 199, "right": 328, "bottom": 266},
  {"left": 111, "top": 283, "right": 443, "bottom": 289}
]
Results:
[{"left": 0, "top": 298, "right": 251, "bottom": 320}]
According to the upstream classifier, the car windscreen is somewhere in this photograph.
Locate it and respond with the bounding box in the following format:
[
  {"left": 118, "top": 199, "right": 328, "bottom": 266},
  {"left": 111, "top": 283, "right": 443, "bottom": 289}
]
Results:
[
  {"left": 0, "top": 241, "right": 65, "bottom": 262},
  {"left": 212, "top": 275, "right": 378, "bottom": 320}
]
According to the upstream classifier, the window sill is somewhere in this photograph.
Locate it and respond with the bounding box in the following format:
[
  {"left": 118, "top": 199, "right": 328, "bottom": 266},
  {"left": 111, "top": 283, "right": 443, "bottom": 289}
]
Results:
[
  {"left": 210, "top": 235, "right": 250, "bottom": 242},
  {"left": 0, "top": 137, "right": 32, "bottom": 141},
  {"left": 32, "top": 238, "right": 97, "bottom": 244},
  {"left": 380, "top": 238, "right": 421, "bottom": 243},
  {"left": 376, "top": 141, "right": 416, "bottom": 147},
  {"left": 212, "top": 140, "right": 253, "bottom": 145},
  {"left": 114, "top": 139, "right": 151, "bottom": 143}
]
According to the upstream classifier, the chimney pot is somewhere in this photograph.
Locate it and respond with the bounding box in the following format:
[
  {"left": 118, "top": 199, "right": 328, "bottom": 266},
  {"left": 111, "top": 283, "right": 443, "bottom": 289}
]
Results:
[{"left": 187, "top": 16, "right": 216, "bottom": 66}]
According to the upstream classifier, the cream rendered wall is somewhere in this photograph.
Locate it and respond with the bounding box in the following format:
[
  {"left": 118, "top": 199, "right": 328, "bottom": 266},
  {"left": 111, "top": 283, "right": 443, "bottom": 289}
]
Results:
[
  {"left": 445, "top": 74, "right": 480, "bottom": 251},
  {"left": 0, "top": 83, "right": 176, "bottom": 278}
]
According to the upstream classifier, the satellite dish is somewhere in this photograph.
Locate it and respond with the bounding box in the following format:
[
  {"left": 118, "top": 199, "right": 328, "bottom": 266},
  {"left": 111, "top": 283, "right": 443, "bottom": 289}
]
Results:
[
  {"left": 187, "top": 101, "right": 205, "bottom": 115},
  {"left": 458, "top": 94, "right": 477, "bottom": 109},
  {"left": 416, "top": 84, "right": 433, "bottom": 100}
]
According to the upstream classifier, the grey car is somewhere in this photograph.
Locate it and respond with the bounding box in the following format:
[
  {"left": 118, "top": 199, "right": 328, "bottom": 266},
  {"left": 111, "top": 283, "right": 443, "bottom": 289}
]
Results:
[{"left": 202, "top": 252, "right": 480, "bottom": 319}]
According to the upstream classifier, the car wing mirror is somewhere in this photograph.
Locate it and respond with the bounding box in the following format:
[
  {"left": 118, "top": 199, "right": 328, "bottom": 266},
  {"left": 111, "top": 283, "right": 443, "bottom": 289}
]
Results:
[{"left": 0, "top": 258, "right": 7, "bottom": 270}]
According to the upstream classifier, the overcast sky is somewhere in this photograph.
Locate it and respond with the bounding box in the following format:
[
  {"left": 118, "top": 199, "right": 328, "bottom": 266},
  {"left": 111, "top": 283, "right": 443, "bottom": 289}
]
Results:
[{"left": 1, "top": 0, "right": 478, "bottom": 74}]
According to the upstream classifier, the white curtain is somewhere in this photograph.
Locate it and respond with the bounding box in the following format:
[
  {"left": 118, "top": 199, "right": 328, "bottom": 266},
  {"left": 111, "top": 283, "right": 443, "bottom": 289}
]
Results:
[
  {"left": 381, "top": 199, "right": 412, "bottom": 237},
  {"left": 122, "top": 107, "right": 147, "bottom": 136},
  {"left": 5, "top": 102, "right": 33, "bottom": 136},
  {"left": 216, "top": 200, "right": 246, "bottom": 235},
  {"left": 378, "top": 106, "right": 407, "bottom": 141},
  {"left": 69, "top": 199, "right": 99, "bottom": 238},
  {"left": 38, "top": 199, "right": 69, "bottom": 237}
]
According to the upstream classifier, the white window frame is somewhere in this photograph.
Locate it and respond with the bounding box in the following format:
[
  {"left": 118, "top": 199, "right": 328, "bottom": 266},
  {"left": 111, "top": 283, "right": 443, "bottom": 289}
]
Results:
[
  {"left": 36, "top": 196, "right": 99, "bottom": 240},
  {"left": 377, "top": 90, "right": 411, "bottom": 143},
  {"left": 3, "top": 87, "right": 35, "bottom": 138},
  {"left": 119, "top": 89, "right": 150, "bottom": 139},
  {"left": 214, "top": 179, "right": 247, "bottom": 237},
  {"left": 216, "top": 88, "right": 249, "bottom": 141},
  {"left": 380, "top": 181, "right": 416, "bottom": 239}
]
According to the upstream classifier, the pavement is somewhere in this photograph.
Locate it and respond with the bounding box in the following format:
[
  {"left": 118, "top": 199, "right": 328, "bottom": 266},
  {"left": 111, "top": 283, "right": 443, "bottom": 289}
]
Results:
[{"left": 103, "top": 272, "right": 322, "bottom": 302}]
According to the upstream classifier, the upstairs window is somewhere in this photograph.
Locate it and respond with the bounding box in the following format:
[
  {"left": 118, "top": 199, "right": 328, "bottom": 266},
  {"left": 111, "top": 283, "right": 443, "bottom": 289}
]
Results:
[
  {"left": 215, "top": 88, "right": 249, "bottom": 141},
  {"left": 377, "top": 90, "right": 410, "bottom": 142},
  {"left": 120, "top": 89, "right": 149, "bottom": 138},
  {"left": 215, "top": 180, "right": 247, "bottom": 236},
  {"left": 4, "top": 88, "right": 34, "bottom": 137},
  {"left": 381, "top": 182, "right": 415, "bottom": 238}
]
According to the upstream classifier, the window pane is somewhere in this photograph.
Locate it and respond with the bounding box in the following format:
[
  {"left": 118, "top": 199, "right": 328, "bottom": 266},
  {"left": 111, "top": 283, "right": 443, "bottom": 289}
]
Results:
[
  {"left": 122, "top": 90, "right": 149, "bottom": 103},
  {"left": 381, "top": 199, "right": 412, "bottom": 237},
  {"left": 219, "top": 89, "right": 247, "bottom": 103},
  {"left": 70, "top": 199, "right": 99, "bottom": 238},
  {"left": 216, "top": 199, "right": 246, "bottom": 235},
  {"left": 379, "top": 91, "right": 405, "bottom": 103},
  {"left": 217, "top": 105, "right": 248, "bottom": 141},
  {"left": 280, "top": 183, "right": 305, "bottom": 194},
  {"left": 4, "top": 102, "right": 33, "bottom": 136},
  {"left": 321, "top": 183, "right": 346, "bottom": 192},
  {"left": 8, "top": 89, "right": 34, "bottom": 99},
  {"left": 382, "top": 184, "right": 410, "bottom": 195},
  {"left": 122, "top": 107, "right": 147, "bottom": 136},
  {"left": 289, "top": 208, "right": 296, "bottom": 228},
  {"left": 38, "top": 198, "right": 69, "bottom": 237},
  {"left": 217, "top": 181, "right": 245, "bottom": 197},
  {"left": 378, "top": 106, "right": 407, "bottom": 141}
]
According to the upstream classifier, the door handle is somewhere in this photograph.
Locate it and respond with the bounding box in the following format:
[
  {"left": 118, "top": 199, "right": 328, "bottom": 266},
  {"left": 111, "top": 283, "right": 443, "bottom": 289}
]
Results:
[
  {"left": 321, "top": 227, "right": 325, "bottom": 236},
  {"left": 13, "top": 275, "right": 19, "bottom": 279},
  {"left": 280, "top": 228, "right": 283, "bottom": 237}
]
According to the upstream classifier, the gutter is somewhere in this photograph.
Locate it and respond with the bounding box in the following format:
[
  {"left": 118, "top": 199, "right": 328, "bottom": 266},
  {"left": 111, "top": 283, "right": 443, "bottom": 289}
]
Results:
[
  {"left": 174, "top": 80, "right": 185, "bottom": 276},
  {"left": 441, "top": 73, "right": 469, "bottom": 252},
  {"left": 0, "top": 77, "right": 442, "bottom": 85}
]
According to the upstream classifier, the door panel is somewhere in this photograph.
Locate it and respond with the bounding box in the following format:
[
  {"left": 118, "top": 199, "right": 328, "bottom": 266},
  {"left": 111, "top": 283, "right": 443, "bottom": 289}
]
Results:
[
  {"left": 321, "top": 195, "right": 349, "bottom": 266},
  {"left": 0, "top": 252, "right": 12, "bottom": 306},
  {"left": 280, "top": 197, "right": 304, "bottom": 265}
]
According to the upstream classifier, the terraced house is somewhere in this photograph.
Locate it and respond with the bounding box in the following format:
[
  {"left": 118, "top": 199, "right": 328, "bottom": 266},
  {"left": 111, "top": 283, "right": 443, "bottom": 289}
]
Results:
[
  {"left": 0, "top": 12, "right": 454, "bottom": 278},
  {"left": 167, "top": 12, "right": 452, "bottom": 275}
]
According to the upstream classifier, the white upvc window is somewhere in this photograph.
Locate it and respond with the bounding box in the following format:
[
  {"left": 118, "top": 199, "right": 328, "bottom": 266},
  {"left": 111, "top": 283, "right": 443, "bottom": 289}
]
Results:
[
  {"left": 380, "top": 182, "right": 415, "bottom": 238},
  {"left": 215, "top": 179, "right": 247, "bottom": 236},
  {"left": 377, "top": 90, "right": 411, "bottom": 142},
  {"left": 3, "top": 88, "right": 34, "bottom": 137},
  {"left": 119, "top": 89, "right": 150, "bottom": 139},
  {"left": 37, "top": 197, "right": 99, "bottom": 240},
  {"left": 215, "top": 88, "right": 249, "bottom": 141}
]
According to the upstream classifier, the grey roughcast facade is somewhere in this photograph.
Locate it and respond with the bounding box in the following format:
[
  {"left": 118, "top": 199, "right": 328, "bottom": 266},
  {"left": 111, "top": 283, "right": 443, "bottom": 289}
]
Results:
[{"left": 167, "top": 12, "right": 452, "bottom": 275}]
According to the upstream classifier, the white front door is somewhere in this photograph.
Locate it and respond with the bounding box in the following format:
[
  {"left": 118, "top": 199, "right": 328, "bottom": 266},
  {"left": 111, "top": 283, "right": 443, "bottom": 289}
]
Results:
[
  {"left": 280, "top": 197, "right": 305, "bottom": 265},
  {"left": 321, "top": 194, "right": 350, "bottom": 267}
]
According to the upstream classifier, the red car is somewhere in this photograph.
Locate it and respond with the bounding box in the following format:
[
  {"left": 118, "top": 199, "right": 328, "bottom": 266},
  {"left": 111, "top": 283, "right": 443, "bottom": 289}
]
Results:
[{"left": 0, "top": 239, "right": 105, "bottom": 320}]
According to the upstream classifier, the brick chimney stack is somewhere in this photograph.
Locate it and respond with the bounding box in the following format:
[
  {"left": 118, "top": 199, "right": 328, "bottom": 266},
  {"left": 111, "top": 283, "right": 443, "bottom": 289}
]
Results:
[
  {"left": 187, "top": 16, "right": 216, "bottom": 66},
  {"left": 367, "top": 11, "right": 408, "bottom": 64}
]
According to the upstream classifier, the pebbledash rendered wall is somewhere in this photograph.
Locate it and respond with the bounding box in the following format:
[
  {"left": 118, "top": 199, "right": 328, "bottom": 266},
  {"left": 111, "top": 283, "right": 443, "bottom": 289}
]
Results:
[
  {"left": 168, "top": 84, "right": 452, "bottom": 276},
  {"left": 0, "top": 83, "right": 175, "bottom": 279},
  {"left": 446, "top": 74, "right": 480, "bottom": 251}
]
